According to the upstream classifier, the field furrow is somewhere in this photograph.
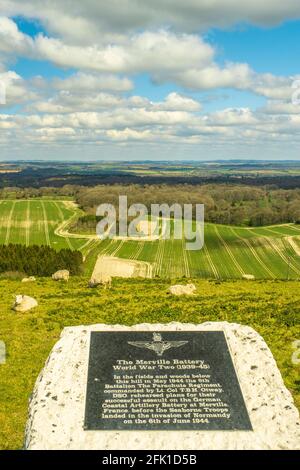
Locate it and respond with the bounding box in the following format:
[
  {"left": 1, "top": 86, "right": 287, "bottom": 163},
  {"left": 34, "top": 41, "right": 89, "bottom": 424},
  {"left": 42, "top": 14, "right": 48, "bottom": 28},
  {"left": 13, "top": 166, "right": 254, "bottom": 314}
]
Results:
[
  {"left": 5, "top": 201, "right": 16, "bottom": 245},
  {"left": 230, "top": 227, "right": 276, "bottom": 279},
  {"left": 53, "top": 201, "right": 73, "bottom": 249},
  {"left": 182, "top": 239, "right": 190, "bottom": 277},
  {"left": 214, "top": 225, "right": 245, "bottom": 276},
  {"left": 41, "top": 202, "right": 51, "bottom": 246}
]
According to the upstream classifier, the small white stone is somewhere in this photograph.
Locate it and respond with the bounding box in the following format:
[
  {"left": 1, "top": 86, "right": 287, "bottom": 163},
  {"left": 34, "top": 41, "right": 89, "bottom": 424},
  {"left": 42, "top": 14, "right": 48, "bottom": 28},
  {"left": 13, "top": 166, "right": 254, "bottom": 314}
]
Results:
[
  {"left": 88, "top": 274, "right": 112, "bottom": 289},
  {"left": 52, "top": 270, "right": 69, "bottom": 281},
  {"left": 168, "top": 284, "right": 196, "bottom": 295},
  {"left": 21, "top": 276, "right": 36, "bottom": 283},
  {"left": 12, "top": 295, "right": 38, "bottom": 312},
  {"left": 242, "top": 274, "right": 255, "bottom": 280},
  {"left": 24, "top": 322, "right": 300, "bottom": 450}
]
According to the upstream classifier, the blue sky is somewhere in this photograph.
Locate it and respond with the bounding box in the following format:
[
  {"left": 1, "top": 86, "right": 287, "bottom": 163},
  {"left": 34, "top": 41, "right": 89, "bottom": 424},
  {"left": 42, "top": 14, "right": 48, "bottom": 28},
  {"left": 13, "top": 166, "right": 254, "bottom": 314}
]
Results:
[{"left": 0, "top": 1, "right": 300, "bottom": 161}]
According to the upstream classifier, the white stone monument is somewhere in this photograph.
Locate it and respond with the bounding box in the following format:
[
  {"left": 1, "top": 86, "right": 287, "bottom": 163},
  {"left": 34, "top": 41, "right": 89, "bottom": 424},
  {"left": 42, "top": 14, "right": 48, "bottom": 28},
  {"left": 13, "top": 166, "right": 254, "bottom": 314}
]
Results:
[{"left": 25, "top": 322, "right": 300, "bottom": 450}]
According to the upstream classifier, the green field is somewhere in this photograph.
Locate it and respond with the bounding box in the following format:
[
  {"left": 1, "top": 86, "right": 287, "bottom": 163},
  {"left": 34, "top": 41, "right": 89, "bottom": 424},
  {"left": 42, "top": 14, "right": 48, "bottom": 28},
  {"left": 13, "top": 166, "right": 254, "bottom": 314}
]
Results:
[{"left": 1, "top": 199, "right": 300, "bottom": 279}]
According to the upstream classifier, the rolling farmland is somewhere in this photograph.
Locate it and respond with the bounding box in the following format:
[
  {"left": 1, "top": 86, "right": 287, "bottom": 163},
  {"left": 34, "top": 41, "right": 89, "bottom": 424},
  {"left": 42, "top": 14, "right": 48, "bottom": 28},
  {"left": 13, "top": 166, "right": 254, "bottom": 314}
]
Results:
[{"left": 0, "top": 199, "right": 300, "bottom": 279}]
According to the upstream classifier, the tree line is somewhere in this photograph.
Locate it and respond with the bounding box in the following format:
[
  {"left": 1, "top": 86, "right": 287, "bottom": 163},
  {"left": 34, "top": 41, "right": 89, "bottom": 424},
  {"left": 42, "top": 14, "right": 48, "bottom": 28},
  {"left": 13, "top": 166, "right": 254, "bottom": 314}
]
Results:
[
  {"left": 0, "top": 244, "right": 83, "bottom": 277},
  {"left": 1, "top": 182, "right": 300, "bottom": 227},
  {"left": 74, "top": 184, "right": 300, "bottom": 227}
]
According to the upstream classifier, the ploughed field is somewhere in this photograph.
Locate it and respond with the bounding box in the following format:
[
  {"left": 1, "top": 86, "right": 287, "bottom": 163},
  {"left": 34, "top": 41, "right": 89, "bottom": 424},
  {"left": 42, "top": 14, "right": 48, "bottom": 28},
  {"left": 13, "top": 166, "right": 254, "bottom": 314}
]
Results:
[{"left": 1, "top": 199, "right": 300, "bottom": 279}]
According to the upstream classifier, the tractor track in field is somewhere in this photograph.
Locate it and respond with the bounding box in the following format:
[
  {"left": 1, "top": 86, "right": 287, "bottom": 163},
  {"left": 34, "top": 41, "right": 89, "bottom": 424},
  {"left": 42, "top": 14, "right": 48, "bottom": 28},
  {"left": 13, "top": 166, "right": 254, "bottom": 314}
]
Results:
[
  {"left": 230, "top": 227, "right": 276, "bottom": 279},
  {"left": 258, "top": 226, "right": 289, "bottom": 237},
  {"left": 127, "top": 241, "right": 145, "bottom": 260},
  {"left": 268, "top": 238, "right": 300, "bottom": 276},
  {"left": 133, "top": 241, "right": 145, "bottom": 260},
  {"left": 53, "top": 201, "right": 73, "bottom": 249},
  {"left": 287, "top": 224, "right": 300, "bottom": 234},
  {"left": 41, "top": 202, "right": 51, "bottom": 246},
  {"left": 154, "top": 238, "right": 165, "bottom": 276},
  {"left": 5, "top": 201, "right": 16, "bottom": 245},
  {"left": 214, "top": 225, "right": 245, "bottom": 277},
  {"left": 182, "top": 239, "right": 190, "bottom": 277},
  {"left": 285, "top": 236, "right": 300, "bottom": 257},
  {"left": 110, "top": 240, "right": 125, "bottom": 257},
  {"left": 250, "top": 228, "right": 300, "bottom": 277},
  {"left": 25, "top": 201, "right": 30, "bottom": 246},
  {"left": 203, "top": 244, "right": 219, "bottom": 279}
]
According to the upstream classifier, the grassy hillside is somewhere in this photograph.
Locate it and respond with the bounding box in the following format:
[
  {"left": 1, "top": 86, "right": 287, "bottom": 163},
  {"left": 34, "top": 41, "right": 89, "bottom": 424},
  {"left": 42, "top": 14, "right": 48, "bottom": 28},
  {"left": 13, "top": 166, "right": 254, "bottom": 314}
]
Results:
[
  {"left": 0, "top": 277, "right": 299, "bottom": 449},
  {"left": 1, "top": 199, "right": 300, "bottom": 279}
]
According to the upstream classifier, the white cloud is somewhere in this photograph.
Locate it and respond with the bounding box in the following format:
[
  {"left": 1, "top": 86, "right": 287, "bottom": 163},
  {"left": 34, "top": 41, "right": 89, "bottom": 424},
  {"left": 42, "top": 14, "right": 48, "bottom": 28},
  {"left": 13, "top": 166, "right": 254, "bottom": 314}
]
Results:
[
  {"left": 2, "top": 101, "right": 300, "bottom": 150},
  {"left": 2, "top": 0, "right": 300, "bottom": 43},
  {"left": 0, "top": 16, "right": 33, "bottom": 54},
  {"left": 31, "top": 30, "right": 214, "bottom": 75},
  {"left": 53, "top": 72, "right": 133, "bottom": 92},
  {"left": 156, "top": 93, "right": 201, "bottom": 111},
  {"left": 0, "top": 6, "right": 300, "bottom": 158},
  {"left": 106, "top": 128, "right": 155, "bottom": 141},
  {"left": 0, "top": 70, "right": 37, "bottom": 105},
  {"left": 27, "top": 90, "right": 201, "bottom": 115},
  {"left": 170, "top": 63, "right": 253, "bottom": 90},
  {"left": 261, "top": 100, "right": 300, "bottom": 115},
  {"left": 205, "top": 108, "right": 258, "bottom": 126},
  {"left": 0, "top": 17, "right": 294, "bottom": 100}
]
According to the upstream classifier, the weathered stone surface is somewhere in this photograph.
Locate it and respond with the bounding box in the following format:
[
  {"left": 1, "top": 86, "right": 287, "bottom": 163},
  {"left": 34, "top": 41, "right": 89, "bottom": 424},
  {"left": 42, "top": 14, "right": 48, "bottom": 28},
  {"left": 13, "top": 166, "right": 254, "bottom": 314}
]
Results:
[
  {"left": 52, "top": 270, "right": 69, "bottom": 281},
  {"left": 12, "top": 295, "right": 38, "bottom": 312},
  {"left": 88, "top": 273, "right": 112, "bottom": 289},
  {"left": 25, "top": 322, "right": 300, "bottom": 450},
  {"left": 168, "top": 284, "right": 196, "bottom": 295},
  {"left": 21, "top": 276, "right": 36, "bottom": 283}
]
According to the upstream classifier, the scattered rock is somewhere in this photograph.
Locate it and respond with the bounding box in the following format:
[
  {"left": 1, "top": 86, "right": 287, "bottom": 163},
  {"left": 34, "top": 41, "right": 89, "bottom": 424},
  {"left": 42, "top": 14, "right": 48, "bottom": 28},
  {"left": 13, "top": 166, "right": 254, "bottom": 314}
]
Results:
[
  {"left": 22, "top": 276, "right": 36, "bottom": 283},
  {"left": 88, "top": 273, "right": 112, "bottom": 289},
  {"left": 243, "top": 274, "right": 255, "bottom": 280},
  {"left": 12, "top": 295, "right": 38, "bottom": 312},
  {"left": 168, "top": 283, "right": 196, "bottom": 296},
  {"left": 52, "top": 270, "right": 70, "bottom": 281}
]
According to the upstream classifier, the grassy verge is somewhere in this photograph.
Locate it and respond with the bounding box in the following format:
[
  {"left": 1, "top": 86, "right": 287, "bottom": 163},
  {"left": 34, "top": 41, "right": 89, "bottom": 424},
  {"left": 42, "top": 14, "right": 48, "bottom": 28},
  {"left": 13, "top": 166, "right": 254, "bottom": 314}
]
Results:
[{"left": 0, "top": 277, "right": 299, "bottom": 449}]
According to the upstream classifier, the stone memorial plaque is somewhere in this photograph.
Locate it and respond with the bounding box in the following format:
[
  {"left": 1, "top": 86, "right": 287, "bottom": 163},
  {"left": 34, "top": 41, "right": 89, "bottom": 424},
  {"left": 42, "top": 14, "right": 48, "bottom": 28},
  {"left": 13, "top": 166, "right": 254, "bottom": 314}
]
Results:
[{"left": 84, "top": 330, "right": 252, "bottom": 431}]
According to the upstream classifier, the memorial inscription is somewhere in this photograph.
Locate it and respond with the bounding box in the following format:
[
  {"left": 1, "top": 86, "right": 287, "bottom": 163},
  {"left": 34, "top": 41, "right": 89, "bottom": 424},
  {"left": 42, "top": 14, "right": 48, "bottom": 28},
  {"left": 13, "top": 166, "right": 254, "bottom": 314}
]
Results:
[{"left": 84, "top": 331, "right": 252, "bottom": 431}]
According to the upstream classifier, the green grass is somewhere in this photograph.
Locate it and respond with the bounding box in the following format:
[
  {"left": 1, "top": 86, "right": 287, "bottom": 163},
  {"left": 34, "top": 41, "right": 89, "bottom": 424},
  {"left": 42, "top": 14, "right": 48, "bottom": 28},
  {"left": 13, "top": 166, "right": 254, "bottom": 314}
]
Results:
[
  {"left": 0, "top": 277, "right": 299, "bottom": 449},
  {"left": 1, "top": 199, "right": 300, "bottom": 279},
  {"left": 0, "top": 199, "right": 85, "bottom": 252},
  {"left": 109, "top": 222, "right": 300, "bottom": 280}
]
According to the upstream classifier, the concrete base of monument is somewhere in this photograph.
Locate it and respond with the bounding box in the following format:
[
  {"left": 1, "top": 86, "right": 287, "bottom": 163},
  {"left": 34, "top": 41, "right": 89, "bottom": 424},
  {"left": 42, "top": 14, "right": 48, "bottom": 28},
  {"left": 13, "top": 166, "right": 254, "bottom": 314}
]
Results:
[{"left": 24, "top": 322, "right": 300, "bottom": 450}]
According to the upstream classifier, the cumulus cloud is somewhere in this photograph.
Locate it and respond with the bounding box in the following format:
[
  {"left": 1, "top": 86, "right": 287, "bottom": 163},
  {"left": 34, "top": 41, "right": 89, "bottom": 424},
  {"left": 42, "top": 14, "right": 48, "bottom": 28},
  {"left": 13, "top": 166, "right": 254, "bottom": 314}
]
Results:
[
  {"left": 31, "top": 29, "right": 214, "bottom": 75},
  {"left": 27, "top": 90, "right": 201, "bottom": 115},
  {"left": 53, "top": 73, "right": 133, "bottom": 93},
  {"left": 155, "top": 93, "right": 201, "bottom": 112},
  {"left": 0, "top": 5, "right": 300, "bottom": 158},
  {"left": 0, "top": 17, "right": 295, "bottom": 100},
  {"left": 0, "top": 70, "right": 38, "bottom": 105},
  {"left": 204, "top": 108, "right": 258, "bottom": 126},
  {"left": 1, "top": 0, "right": 300, "bottom": 43},
  {"left": 0, "top": 16, "right": 33, "bottom": 54},
  {"left": 261, "top": 101, "right": 300, "bottom": 115},
  {"left": 2, "top": 101, "right": 300, "bottom": 150}
]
